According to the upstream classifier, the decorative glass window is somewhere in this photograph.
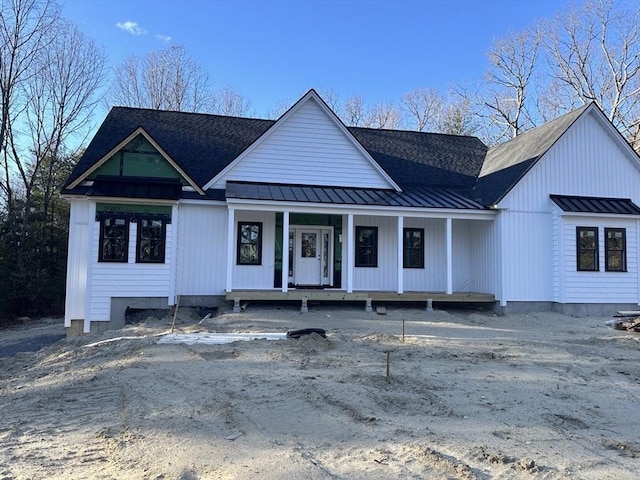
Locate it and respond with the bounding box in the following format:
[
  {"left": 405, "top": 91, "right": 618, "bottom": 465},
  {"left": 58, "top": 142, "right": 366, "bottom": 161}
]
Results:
[
  {"left": 605, "top": 228, "right": 626, "bottom": 272},
  {"left": 576, "top": 227, "right": 598, "bottom": 271},
  {"left": 323, "top": 232, "right": 329, "bottom": 278},
  {"left": 301, "top": 232, "right": 317, "bottom": 258},
  {"left": 355, "top": 226, "right": 378, "bottom": 267},
  {"left": 99, "top": 216, "right": 129, "bottom": 262},
  {"left": 237, "top": 222, "right": 262, "bottom": 265},
  {"left": 403, "top": 228, "right": 424, "bottom": 268},
  {"left": 136, "top": 217, "right": 167, "bottom": 263}
]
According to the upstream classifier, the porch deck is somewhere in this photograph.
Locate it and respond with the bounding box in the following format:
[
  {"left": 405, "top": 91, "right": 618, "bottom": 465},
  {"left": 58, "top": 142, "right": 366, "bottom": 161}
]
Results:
[{"left": 225, "top": 289, "right": 495, "bottom": 303}]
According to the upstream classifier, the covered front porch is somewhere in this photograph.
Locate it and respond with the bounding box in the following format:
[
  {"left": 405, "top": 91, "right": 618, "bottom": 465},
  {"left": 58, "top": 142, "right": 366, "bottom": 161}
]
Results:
[{"left": 224, "top": 181, "right": 498, "bottom": 306}]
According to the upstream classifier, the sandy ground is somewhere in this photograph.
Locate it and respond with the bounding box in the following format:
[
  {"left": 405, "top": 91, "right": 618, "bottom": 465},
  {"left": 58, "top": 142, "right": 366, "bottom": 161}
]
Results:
[{"left": 1, "top": 305, "right": 639, "bottom": 480}]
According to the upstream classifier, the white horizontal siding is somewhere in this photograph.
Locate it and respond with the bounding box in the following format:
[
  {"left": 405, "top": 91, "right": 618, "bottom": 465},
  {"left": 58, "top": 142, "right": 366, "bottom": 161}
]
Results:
[
  {"left": 89, "top": 222, "right": 173, "bottom": 321},
  {"left": 214, "top": 99, "right": 392, "bottom": 189},
  {"left": 231, "top": 211, "right": 276, "bottom": 289},
  {"left": 560, "top": 217, "right": 638, "bottom": 303},
  {"left": 176, "top": 204, "right": 227, "bottom": 296}
]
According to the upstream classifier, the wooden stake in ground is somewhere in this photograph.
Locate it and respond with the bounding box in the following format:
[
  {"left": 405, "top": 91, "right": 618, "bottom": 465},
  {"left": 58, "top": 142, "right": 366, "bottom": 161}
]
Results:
[
  {"left": 402, "top": 319, "right": 405, "bottom": 342},
  {"left": 171, "top": 295, "right": 181, "bottom": 333},
  {"left": 385, "top": 351, "right": 391, "bottom": 383}
]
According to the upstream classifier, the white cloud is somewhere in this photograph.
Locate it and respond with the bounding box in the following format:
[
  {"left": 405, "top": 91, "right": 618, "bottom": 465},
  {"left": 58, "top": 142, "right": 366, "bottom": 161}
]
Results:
[
  {"left": 116, "top": 21, "right": 147, "bottom": 36},
  {"left": 155, "top": 34, "right": 172, "bottom": 42}
]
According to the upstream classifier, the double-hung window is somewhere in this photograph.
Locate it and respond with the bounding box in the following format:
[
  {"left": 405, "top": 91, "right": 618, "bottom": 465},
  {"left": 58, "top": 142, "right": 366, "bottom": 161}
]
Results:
[
  {"left": 99, "top": 216, "right": 129, "bottom": 262},
  {"left": 403, "top": 228, "right": 424, "bottom": 268},
  {"left": 136, "top": 216, "right": 167, "bottom": 263},
  {"left": 355, "top": 226, "right": 378, "bottom": 267},
  {"left": 576, "top": 227, "right": 598, "bottom": 271},
  {"left": 605, "top": 228, "right": 626, "bottom": 272}
]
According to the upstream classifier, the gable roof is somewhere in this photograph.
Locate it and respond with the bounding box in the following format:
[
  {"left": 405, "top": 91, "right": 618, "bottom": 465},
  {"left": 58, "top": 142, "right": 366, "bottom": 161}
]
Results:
[
  {"left": 63, "top": 101, "right": 488, "bottom": 196},
  {"left": 206, "top": 89, "right": 401, "bottom": 191},
  {"left": 472, "top": 104, "right": 591, "bottom": 206}
]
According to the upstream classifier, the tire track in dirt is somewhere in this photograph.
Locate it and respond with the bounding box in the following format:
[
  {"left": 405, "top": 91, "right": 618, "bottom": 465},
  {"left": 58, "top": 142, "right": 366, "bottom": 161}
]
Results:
[{"left": 0, "top": 380, "right": 123, "bottom": 479}]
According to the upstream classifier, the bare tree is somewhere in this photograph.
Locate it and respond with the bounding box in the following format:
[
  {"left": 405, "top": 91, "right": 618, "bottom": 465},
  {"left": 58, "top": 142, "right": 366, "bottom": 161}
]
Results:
[
  {"left": 437, "top": 97, "right": 480, "bottom": 136},
  {"left": 211, "top": 86, "right": 252, "bottom": 117},
  {"left": 363, "top": 100, "right": 402, "bottom": 129},
  {"left": 110, "top": 44, "right": 212, "bottom": 112},
  {"left": 483, "top": 25, "right": 542, "bottom": 139},
  {"left": 342, "top": 95, "right": 366, "bottom": 126},
  {"left": 545, "top": 0, "right": 640, "bottom": 149},
  {"left": 402, "top": 88, "right": 443, "bottom": 132}
]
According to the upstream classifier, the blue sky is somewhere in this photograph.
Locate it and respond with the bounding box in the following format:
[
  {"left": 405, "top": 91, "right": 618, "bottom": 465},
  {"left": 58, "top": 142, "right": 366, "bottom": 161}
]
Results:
[{"left": 62, "top": 0, "right": 566, "bottom": 118}]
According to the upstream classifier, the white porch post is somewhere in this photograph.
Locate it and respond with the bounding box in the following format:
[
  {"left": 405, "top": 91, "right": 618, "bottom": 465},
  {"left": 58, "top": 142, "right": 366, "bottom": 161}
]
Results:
[
  {"left": 282, "top": 211, "right": 290, "bottom": 293},
  {"left": 446, "top": 217, "right": 453, "bottom": 295},
  {"left": 347, "top": 213, "right": 354, "bottom": 293},
  {"left": 397, "top": 215, "right": 404, "bottom": 294},
  {"left": 226, "top": 208, "right": 235, "bottom": 293}
]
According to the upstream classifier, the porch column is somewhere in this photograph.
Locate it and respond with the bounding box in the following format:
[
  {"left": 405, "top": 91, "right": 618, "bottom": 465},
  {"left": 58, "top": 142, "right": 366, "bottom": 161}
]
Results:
[
  {"left": 397, "top": 215, "right": 404, "bottom": 294},
  {"left": 282, "top": 211, "right": 290, "bottom": 293},
  {"left": 446, "top": 217, "right": 453, "bottom": 295},
  {"left": 226, "top": 208, "right": 235, "bottom": 293},
  {"left": 347, "top": 213, "right": 354, "bottom": 293}
]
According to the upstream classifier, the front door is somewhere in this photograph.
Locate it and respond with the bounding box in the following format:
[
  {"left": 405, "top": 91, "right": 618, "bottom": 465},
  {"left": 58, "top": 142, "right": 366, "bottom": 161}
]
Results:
[{"left": 295, "top": 229, "right": 322, "bottom": 285}]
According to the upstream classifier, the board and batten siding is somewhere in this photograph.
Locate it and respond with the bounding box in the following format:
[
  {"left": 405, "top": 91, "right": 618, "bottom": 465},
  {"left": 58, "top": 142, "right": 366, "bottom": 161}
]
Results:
[
  {"left": 350, "top": 216, "right": 485, "bottom": 293},
  {"left": 231, "top": 211, "right": 276, "bottom": 290},
  {"left": 88, "top": 221, "right": 173, "bottom": 321},
  {"left": 212, "top": 99, "right": 392, "bottom": 189},
  {"left": 555, "top": 215, "right": 638, "bottom": 303},
  {"left": 499, "top": 111, "right": 640, "bottom": 212},
  {"left": 176, "top": 204, "right": 228, "bottom": 296},
  {"left": 497, "top": 109, "right": 640, "bottom": 303},
  {"left": 64, "top": 200, "right": 90, "bottom": 326},
  {"left": 468, "top": 220, "right": 497, "bottom": 295}
]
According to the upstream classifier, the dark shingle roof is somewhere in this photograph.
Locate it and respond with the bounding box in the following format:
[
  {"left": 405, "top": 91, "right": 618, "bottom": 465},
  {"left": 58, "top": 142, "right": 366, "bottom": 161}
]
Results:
[
  {"left": 64, "top": 107, "right": 487, "bottom": 194},
  {"left": 550, "top": 195, "right": 640, "bottom": 215},
  {"left": 65, "top": 107, "right": 275, "bottom": 188},
  {"left": 472, "top": 104, "right": 590, "bottom": 205},
  {"left": 348, "top": 127, "right": 487, "bottom": 190}
]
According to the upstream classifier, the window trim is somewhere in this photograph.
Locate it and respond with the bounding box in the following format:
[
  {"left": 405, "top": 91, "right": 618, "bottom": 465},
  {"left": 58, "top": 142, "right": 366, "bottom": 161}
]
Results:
[
  {"left": 237, "top": 222, "right": 263, "bottom": 265},
  {"left": 135, "top": 216, "right": 167, "bottom": 264},
  {"left": 403, "top": 227, "right": 425, "bottom": 269},
  {"left": 98, "top": 215, "right": 130, "bottom": 263},
  {"left": 605, "top": 227, "right": 627, "bottom": 272},
  {"left": 355, "top": 226, "right": 378, "bottom": 268},
  {"left": 576, "top": 226, "right": 599, "bottom": 272}
]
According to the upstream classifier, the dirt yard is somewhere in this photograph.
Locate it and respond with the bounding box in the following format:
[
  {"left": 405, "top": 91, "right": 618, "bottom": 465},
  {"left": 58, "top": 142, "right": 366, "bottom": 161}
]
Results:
[{"left": 1, "top": 305, "right": 639, "bottom": 479}]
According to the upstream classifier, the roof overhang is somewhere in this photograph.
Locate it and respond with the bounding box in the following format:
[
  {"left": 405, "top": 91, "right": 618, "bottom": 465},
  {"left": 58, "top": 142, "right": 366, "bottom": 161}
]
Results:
[
  {"left": 550, "top": 194, "right": 640, "bottom": 215},
  {"left": 66, "top": 127, "right": 205, "bottom": 195}
]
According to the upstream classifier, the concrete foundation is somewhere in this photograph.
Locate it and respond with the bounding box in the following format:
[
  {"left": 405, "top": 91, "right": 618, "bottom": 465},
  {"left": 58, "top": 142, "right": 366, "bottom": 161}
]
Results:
[{"left": 495, "top": 301, "right": 639, "bottom": 317}]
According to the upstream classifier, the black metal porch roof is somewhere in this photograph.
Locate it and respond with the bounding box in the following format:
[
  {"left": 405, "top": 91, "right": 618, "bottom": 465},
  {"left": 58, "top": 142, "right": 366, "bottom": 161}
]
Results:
[
  {"left": 225, "top": 181, "right": 486, "bottom": 210},
  {"left": 550, "top": 194, "right": 640, "bottom": 215}
]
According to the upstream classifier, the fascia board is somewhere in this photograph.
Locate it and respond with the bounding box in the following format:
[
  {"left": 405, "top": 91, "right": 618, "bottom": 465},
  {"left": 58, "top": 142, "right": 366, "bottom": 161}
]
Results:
[
  {"left": 67, "top": 127, "right": 205, "bottom": 195},
  {"left": 203, "top": 90, "right": 402, "bottom": 191}
]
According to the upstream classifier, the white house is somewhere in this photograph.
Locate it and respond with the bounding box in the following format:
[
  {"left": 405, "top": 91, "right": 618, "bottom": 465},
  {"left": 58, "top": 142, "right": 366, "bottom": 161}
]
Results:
[{"left": 61, "top": 90, "right": 640, "bottom": 334}]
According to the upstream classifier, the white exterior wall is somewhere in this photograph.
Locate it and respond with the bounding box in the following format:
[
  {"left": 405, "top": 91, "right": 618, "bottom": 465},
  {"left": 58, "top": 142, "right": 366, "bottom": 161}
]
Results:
[
  {"left": 231, "top": 211, "right": 276, "bottom": 289},
  {"left": 176, "top": 203, "right": 228, "bottom": 296},
  {"left": 88, "top": 215, "right": 174, "bottom": 322},
  {"left": 498, "top": 110, "right": 640, "bottom": 303},
  {"left": 468, "top": 220, "right": 496, "bottom": 295},
  {"left": 554, "top": 214, "right": 639, "bottom": 303},
  {"left": 213, "top": 99, "right": 392, "bottom": 189},
  {"left": 353, "top": 215, "right": 398, "bottom": 291},
  {"left": 64, "top": 199, "right": 90, "bottom": 326}
]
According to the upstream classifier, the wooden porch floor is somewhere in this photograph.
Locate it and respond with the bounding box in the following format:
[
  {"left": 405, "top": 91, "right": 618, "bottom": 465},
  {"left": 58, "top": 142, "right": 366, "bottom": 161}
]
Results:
[{"left": 225, "top": 289, "right": 495, "bottom": 303}]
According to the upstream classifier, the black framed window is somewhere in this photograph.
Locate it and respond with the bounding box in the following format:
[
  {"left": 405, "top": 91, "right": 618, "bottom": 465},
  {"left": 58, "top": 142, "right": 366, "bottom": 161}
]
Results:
[
  {"left": 605, "top": 228, "right": 626, "bottom": 272},
  {"left": 237, "top": 222, "right": 262, "bottom": 265},
  {"left": 136, "top": 217, "right": 167, "bottom": 263},
  {"left": 99, "top": 216, "right": 129, "bottom": 262},
  {"left": 576, "top": 227, "right": 598, "bottom": 271},
  {"left": 355, "top": 226, "right": 378, "bottom": 267},
  {"left": 403, "top": 228, "right": 424, "bottom": 268}
]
